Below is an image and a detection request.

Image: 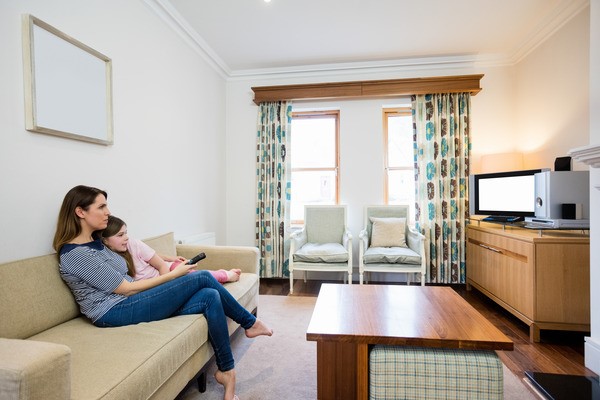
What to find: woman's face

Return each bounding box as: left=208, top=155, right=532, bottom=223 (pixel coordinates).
left=77, top=194, right=111, bottom=232
left=103, top=225, right=129, bottom=252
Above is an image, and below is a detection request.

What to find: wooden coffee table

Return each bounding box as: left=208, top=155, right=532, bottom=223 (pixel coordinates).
left=306, top=284, right=513, bottom=399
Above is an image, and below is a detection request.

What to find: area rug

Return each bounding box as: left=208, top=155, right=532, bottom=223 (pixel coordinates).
left=179, top=294, right=536, bottom=400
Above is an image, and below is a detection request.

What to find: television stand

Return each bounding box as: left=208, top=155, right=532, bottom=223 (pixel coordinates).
left=466, top=222, right=590, bottom=342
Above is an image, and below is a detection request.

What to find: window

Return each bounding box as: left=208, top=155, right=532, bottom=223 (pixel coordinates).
left=384, top=107, right=415, bottom=222
left=290, top=111, right=340, bottom=223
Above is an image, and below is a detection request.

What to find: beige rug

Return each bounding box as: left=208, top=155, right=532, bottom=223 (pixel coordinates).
left=180, top=294, right=537, bottom=399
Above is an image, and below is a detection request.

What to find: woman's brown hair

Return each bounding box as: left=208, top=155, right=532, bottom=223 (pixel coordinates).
left=53, top=185, right=108, bottom=255
left=99, top=215, right=136, bottom=278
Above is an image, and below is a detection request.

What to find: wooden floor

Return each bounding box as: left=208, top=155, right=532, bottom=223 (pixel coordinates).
left=259, top=278, right=596, bottom=380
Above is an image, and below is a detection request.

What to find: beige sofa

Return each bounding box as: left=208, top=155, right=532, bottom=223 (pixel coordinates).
left=0, top=232, right=260, bottom=400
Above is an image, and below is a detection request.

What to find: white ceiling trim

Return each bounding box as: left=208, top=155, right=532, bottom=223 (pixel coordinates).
left=144, top=0, right=589, bottom=81
left=142, top=0, right=231, bottom=79
left=509, top=0, right=590, bottom=64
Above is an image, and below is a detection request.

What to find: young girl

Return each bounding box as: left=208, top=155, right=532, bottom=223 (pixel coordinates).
left=100, top=215, right=241, bottom=284
left=53, top=185, right=272, bottom=400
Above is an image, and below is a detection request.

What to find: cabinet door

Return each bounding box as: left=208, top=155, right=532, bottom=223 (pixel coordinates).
left=535, top=242, right=590, bottom=324
left=467, top=227, right=534, bottom=319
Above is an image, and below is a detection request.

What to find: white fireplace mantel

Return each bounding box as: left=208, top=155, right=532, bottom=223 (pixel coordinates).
left=569, top=144, right=600, bottom=168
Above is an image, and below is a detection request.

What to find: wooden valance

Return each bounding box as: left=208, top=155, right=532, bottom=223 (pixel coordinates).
left=252, top=74, right=483, bottom=105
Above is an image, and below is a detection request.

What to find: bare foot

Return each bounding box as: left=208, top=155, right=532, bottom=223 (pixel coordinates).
left=245, top=318, right=273, bottom=338
left=214, top=369, right=237, bottom=400
left=226, top=269, right=242, bottom=282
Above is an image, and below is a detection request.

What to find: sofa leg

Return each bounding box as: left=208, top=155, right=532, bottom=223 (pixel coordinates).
left=197, top=372, right=206, bottom=393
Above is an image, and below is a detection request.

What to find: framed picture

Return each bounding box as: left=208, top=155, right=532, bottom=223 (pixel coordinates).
left=22, top=14, right=113, bottom=145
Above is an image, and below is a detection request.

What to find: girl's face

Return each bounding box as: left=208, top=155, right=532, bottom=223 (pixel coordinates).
left=76, top=194, right=110, bottom=232
left=103, top=224, right=129, bottom=252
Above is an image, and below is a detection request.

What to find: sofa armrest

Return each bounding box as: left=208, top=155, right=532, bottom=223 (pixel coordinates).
left=176, top=245, right=260, bottom=275
left=358, top=229, right=369, bottom=252
left=0, top=338, right=71, bottom=400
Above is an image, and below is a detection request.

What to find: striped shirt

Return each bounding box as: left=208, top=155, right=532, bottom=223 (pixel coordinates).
left=59, top=239, right=133, bottom=322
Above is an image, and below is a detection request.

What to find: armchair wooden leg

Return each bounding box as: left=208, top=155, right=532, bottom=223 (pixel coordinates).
left=359, top=272, right=363, bottom=284
left=347, top=271, right=353, bottom=285
left=289, top=271, right=294, bottom=294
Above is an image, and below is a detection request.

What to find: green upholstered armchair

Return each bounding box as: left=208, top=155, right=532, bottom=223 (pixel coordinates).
left=289, top=205, right=352, bottom=294
left=358, top=205, right=426, bottom=285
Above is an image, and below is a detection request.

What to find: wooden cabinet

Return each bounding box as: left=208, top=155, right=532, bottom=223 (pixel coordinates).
left=466, top=223, right=590, bottom=342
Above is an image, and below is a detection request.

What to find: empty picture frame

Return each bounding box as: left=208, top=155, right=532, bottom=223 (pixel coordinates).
left=22, top=14, right=113, bottom=145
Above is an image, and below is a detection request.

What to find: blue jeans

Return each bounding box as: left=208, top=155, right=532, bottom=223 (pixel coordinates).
left=94, top=270, right=256, bottom=371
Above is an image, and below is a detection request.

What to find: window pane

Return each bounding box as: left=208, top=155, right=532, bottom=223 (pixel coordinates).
left=387, top=114, right=413, bottom=167
left=387, top=169, right=415, bottom=222
left=291, top=118, right=336, bottom=168
left=290, top=170, right=337, bottom=221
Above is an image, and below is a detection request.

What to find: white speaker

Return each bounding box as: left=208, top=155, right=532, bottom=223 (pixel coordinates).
left=534, top=171, right=590, bottom=219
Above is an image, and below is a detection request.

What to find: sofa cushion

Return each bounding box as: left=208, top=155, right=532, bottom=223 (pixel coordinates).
left=0, top=254, right=79, bottom=339
left=293, top=243, right=349, bottom=263
left=142, top=232, right=177, bottom=258
left=363, top=246, right=421, bottom=265
left=27, top=273, right=259, bottom=400
left=370, top=217, right=407, bottom=248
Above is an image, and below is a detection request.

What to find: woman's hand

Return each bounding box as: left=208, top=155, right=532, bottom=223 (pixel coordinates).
left=169, top=260, right=195, bottom=277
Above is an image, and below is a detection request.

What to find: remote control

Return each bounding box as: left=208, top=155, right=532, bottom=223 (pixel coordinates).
left=186, top=252, right=206, bottom=265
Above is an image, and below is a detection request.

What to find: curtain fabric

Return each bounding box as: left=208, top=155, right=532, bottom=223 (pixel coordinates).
left=255, top=101, right=292, bottom=278
left=412, top=93, right=471, bottom=284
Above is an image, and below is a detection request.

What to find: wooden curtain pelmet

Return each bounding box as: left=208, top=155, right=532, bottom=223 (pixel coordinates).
left=251, top=74, right=483, bottom=104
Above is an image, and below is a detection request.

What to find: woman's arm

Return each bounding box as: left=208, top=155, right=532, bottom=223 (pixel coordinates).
left=113, top=262, right=194, bottom=296
left=159, top=253, right=186, bottom=263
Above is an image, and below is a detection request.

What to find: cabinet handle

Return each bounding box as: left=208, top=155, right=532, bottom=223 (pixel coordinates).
left=479, top=243, right=502, bottom=254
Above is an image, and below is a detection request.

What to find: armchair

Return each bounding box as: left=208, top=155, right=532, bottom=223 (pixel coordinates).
left=359, top=205, right=426, bottom=285
left=289, top=205, right=352, bottom=294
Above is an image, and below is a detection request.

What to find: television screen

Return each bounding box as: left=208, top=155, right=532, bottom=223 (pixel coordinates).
left=469, top=169, right=545, bottom=217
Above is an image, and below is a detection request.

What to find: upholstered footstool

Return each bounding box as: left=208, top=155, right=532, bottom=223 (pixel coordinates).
left=369, top=345, right=503, bottom=399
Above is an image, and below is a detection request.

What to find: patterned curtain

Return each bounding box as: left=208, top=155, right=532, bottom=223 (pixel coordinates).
left=412, top=93, right=471, bottom=284
left=255, top=101, right=292, bottom=277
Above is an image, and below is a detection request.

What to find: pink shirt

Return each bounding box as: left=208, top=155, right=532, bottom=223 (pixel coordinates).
left=127, top=238, right=168, bottom=281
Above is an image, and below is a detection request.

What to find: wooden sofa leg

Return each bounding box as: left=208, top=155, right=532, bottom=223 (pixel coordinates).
left=197, top=372, right=207, bottom=392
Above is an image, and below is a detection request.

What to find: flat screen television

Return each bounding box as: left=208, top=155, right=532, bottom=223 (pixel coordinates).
left=469, top=169, right=546, bottom=218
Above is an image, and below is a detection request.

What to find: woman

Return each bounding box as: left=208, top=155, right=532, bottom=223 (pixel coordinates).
left=53, top=185, right=271, bottom=400
left=100, top=215, right=241, bottom=283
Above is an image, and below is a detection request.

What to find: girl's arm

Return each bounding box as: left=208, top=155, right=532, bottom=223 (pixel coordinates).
left=147, top=253, right=176, bottom=275
left=113, top=262, right=194, bottom=296
left=159, top=253, right=186, bottom=263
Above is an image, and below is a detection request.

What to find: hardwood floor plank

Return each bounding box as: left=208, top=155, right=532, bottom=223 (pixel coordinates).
left=260, top=278, right=596, bottom=380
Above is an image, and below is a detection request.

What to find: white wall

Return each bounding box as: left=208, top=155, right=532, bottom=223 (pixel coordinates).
left=585, top=0, right=600, bottom=376
left=0, top=0, right=226, bottom=263
left=515, top=8, right=590, bottom=171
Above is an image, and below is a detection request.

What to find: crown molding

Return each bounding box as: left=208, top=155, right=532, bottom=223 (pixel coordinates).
left=144, top=0, right=589, bottom=81
left=509, top=0, right=589, bottom=64
left=142, top=0, right=230, bottom=79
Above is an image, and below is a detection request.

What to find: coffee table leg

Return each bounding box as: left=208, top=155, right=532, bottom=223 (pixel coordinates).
left=316, top=341, right=368, bottom=399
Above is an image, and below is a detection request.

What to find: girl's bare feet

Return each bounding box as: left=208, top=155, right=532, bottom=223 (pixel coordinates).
left=245, top=318, right=273, bottom=338
left=215, top=369, right=237, bottom=400
left=226, top=269, right=242, bottom=282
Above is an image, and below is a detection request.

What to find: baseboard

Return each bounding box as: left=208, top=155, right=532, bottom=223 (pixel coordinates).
left=585, top=336, right=600, bottom=375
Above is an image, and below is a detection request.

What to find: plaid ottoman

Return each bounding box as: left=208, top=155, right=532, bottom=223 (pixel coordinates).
left=369, top=345, right=503, bottom=399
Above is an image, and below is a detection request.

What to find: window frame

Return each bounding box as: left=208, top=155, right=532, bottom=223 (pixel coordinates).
left=290, top=110, right=340, bottom=224
left=383, top=107, right=413, bottom=205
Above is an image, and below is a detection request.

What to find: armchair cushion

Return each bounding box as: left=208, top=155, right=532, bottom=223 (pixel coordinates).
left=363, top=246, right=421, bottom=265
left=369, top=217, right=407, bottom=248
left=293, top=243, right=349, bottom=263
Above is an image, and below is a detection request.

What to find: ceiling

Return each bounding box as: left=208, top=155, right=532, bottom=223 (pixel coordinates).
left=147, top=0, right=589, bottom=78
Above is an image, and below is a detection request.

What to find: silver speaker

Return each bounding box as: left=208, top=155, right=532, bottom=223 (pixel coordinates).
left=534, top=171, right=589, bottom=219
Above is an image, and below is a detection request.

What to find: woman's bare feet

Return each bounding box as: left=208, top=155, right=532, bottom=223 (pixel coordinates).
left=245, top=318, right=273, bottom=338
left=226, top=269, right=242, bottom=282
left=215, top=369, right=237, bottom=400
